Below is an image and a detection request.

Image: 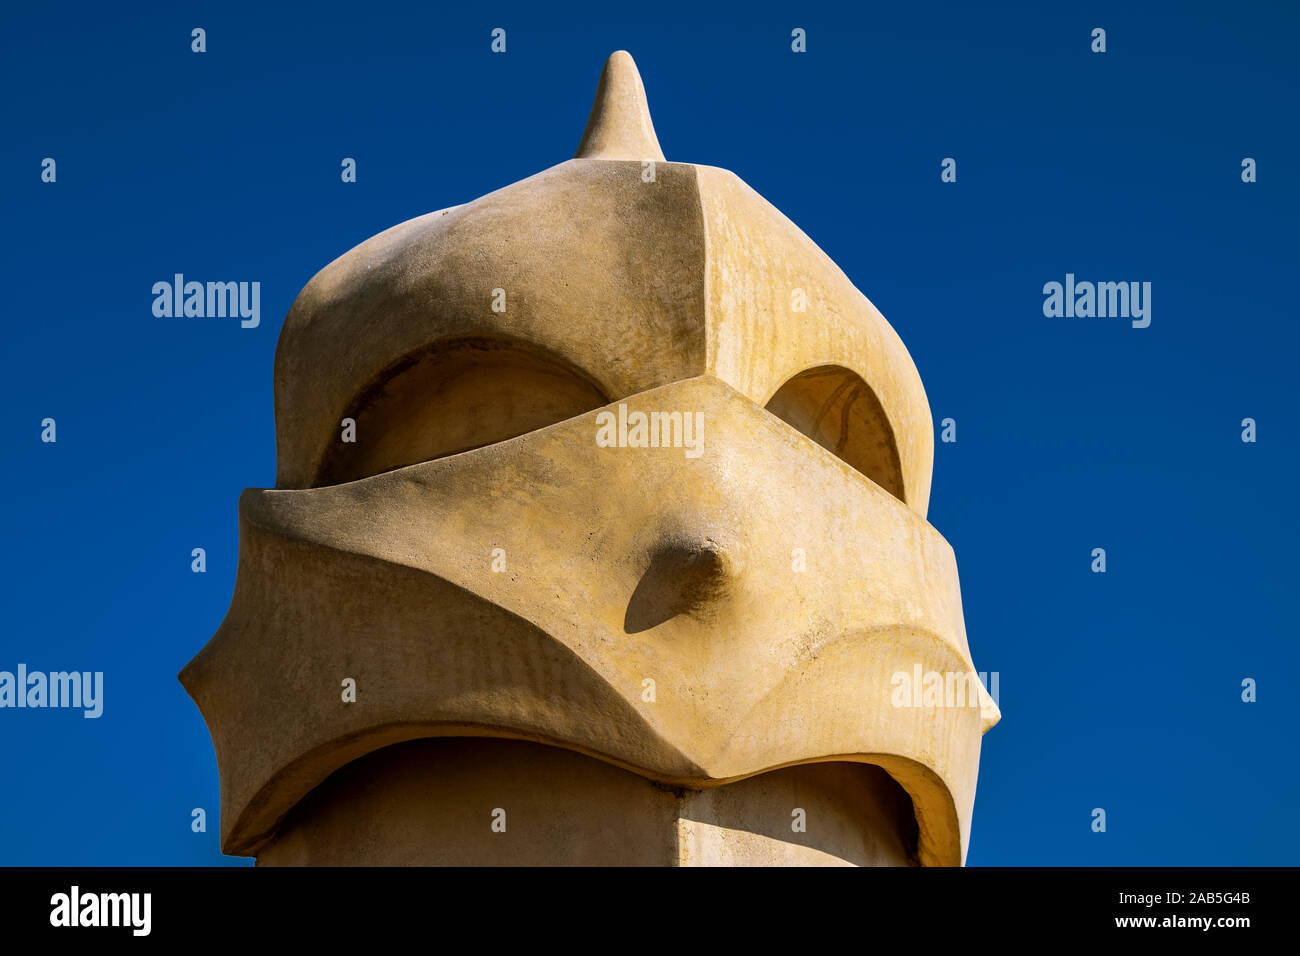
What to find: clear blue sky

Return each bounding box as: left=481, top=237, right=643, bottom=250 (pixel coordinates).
left=1, top=0, right=1296, bottom=865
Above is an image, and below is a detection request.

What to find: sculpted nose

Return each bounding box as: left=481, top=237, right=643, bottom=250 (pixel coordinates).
left=624, top=536, right=736, bottom=634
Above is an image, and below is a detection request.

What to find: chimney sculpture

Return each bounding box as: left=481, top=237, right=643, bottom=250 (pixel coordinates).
left=181, top=52, right=999, bottom=866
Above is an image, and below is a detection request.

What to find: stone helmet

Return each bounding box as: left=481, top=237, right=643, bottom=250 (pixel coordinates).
left=181, top=51, right=998, bottom=867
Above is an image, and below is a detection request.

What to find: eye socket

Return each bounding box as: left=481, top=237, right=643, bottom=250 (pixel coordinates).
left=312, top=337, right=610, bottom=487
left=764, top=365, right=906, bottom=503
left=312, top=350, right=906, bottom=497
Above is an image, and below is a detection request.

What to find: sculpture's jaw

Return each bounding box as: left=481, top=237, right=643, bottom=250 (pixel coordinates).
left=253, top=737, right=924, bottom=867
left=181, top=376, right=996, bottom=865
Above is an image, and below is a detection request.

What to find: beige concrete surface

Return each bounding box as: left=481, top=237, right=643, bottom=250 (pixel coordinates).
left=258, top=738, right=918, bottom=867
left=181, top=51, right=998, bottom=867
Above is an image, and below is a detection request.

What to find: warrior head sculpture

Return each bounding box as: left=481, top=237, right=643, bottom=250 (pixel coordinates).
left=181, top=51, right=998, bottom=866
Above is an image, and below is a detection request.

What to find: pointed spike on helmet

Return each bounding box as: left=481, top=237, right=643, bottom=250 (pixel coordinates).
left=575, top=51, right=666, bottom=162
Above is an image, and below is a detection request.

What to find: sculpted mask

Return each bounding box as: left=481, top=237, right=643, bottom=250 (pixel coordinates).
left=181, top=51, right=999, bottom=867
